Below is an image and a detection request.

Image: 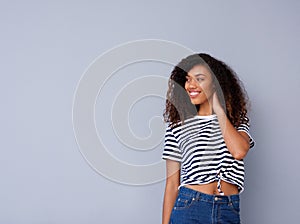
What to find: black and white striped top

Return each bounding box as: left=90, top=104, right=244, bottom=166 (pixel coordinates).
left=162, top=114, right=255, bottom=193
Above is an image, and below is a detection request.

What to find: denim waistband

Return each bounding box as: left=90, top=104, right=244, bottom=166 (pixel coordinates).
left=178, top=186, right=240, bottom=203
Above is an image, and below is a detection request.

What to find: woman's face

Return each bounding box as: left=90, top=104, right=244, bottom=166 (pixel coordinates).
left=185, top=65, right=215, bottom=105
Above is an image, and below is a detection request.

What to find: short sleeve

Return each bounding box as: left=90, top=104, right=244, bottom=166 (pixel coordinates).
left=162, top=125, right=182, bottom=162
left=237, top=122, right=255, bottom=148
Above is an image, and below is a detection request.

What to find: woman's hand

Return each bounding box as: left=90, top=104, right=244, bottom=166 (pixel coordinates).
left=212, top=92, right=224, bottom=115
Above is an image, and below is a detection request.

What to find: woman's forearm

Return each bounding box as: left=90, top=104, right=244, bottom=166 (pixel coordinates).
left=162, top=183, right=178, bottom=224
left=162, top=160, right=180, bottom=224
left=215, top=108, right=250, bottom=160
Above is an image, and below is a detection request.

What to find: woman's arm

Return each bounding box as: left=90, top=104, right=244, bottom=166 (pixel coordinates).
left=212, top=93, right=251, bottom=160
left=162, top=160, right=180, bottom=224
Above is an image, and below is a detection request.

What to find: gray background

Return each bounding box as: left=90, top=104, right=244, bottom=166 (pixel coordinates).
left=1, top=0, right=300, bottom=223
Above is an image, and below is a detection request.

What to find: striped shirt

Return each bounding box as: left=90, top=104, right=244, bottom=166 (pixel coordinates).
left=162, top=114, right=255, bottom=194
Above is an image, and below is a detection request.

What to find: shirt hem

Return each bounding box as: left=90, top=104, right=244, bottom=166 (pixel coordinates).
left=179, top=178, right=244, bottom=194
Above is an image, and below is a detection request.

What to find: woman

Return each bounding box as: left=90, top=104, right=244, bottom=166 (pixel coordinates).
left=162, top=53, right=255, bottom=224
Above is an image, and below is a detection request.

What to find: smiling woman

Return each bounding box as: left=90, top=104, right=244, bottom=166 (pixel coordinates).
left=162, top=53, right=255, bottom=224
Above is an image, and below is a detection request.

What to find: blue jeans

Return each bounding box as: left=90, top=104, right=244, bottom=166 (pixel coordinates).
left=169, top=186, right=241, bottom=224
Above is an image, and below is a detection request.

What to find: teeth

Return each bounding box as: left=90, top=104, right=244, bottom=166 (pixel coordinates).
left=190, top=92, right=200, bottom=96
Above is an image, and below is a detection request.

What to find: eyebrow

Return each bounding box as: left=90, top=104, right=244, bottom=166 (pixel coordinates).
left=194, top=73, right=206, bottom=77
left=187, top=73, right=206, bottom=77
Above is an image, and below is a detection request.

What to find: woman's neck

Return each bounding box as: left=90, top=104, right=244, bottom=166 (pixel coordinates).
left=197, top=100, right=213, bottom=116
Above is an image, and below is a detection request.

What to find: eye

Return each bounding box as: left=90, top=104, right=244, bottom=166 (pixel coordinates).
left=185, top=76, right=191, bottom=82
left=196, top=77, right=204, bottom=82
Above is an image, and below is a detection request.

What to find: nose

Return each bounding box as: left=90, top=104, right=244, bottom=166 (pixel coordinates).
left=187, top=77, right=198, bottom=88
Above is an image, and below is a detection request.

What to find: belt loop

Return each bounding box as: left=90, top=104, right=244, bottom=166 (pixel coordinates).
left=227, top=195, right=232, bottom=204
left=196, top=189, right=201, bottom=200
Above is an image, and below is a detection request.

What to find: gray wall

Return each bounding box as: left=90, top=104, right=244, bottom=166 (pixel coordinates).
left=1, top=0, right=299, bottom=223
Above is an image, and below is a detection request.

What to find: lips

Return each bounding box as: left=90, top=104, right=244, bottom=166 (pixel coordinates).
left=188, top=91, right=201, bottom=98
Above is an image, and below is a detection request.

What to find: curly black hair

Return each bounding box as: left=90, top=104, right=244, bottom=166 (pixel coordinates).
left=163, top=53, right=249, bottom=127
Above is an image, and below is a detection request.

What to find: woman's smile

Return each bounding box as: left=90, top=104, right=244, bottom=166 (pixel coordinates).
left=188, top=90, right=201, bottom=98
